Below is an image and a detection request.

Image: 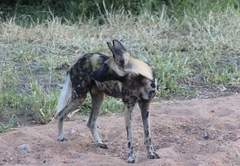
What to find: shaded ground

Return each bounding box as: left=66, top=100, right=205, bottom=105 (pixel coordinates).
left=1, top=94, right=240, bottom=166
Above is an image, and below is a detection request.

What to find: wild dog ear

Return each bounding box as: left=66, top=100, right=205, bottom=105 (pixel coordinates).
left=107, top=40, right=129, bottom=69
left=112, top=39, right=127, bottom=52
left=107, top=42, right=114, bottom=55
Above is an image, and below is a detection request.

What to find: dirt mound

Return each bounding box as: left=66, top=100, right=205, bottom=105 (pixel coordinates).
left=1, top=94, right=240, bottom=166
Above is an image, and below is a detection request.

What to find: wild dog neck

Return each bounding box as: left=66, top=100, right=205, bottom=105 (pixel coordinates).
left=90, top=54, right=155, bottom=84
left=125, top=57, right=154, bottom=81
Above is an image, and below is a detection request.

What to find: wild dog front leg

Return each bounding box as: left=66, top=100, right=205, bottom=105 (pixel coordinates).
left=124, top=105, right=135, bottom=163
left=138, top=100, right=160, bottom=159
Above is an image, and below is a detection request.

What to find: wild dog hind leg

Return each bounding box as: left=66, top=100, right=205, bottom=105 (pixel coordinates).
left=55, top=94, right=86, bottom=141
left=87, top=87, right=107, bottom=149
left=138, top=100, right=160, bottom=159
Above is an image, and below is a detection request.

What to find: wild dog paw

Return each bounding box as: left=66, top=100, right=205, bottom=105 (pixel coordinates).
left=127, top=155, right=135, bottom=163
left=148, top=152, right=160, bottom=159
left=96, top=143, right=108, bottom=149
left=57, top=137, right=67, bottom=142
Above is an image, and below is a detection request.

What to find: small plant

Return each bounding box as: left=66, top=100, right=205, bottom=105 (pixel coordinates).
left=26, top=80, right=59, bottom=124
left=0, top=115, right=16, bottom=132
left=101, top=97, right=123, bottom=114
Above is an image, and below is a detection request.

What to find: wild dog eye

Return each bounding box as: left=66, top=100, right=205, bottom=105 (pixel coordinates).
left=103, top=63, right=109, bottom=70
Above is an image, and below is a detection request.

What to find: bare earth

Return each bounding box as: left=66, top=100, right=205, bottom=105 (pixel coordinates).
left=1, top=94, right=240, bottom=166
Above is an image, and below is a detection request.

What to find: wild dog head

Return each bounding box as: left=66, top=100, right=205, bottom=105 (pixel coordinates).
left=91, top=39, right=154, bottom=82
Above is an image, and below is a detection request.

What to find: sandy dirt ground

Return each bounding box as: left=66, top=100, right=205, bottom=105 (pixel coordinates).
left=1, top=94, right=240, bottom=166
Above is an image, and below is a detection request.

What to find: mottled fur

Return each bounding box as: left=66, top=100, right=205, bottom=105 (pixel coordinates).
left=54, top=39, right=159, bottom=163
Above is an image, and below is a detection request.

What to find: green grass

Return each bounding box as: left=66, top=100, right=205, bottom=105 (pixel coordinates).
left=79, top=94, right=123, bottom=115
left=0, top=115, right=16, bottom=132
left=0, top=0, right=240, bottom=130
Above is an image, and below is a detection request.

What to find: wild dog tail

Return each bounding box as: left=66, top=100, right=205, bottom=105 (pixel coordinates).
left=54, top=72, right=72, bottom=119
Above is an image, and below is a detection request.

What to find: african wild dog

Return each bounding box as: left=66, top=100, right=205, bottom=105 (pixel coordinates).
left=54, top=39, right=159, bottom=163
